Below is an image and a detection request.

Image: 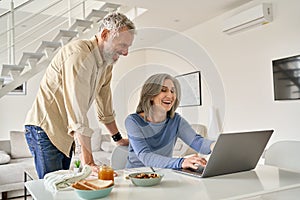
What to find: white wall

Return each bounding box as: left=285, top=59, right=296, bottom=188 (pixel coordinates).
left=0, top=0, right=299, bottom=147
left=184, top=0, right=300, bottom=144
left=112, top=49, right=212, bottom=133
left=0, top=69, right=45, bottom=139
left=112, top=0, right=300, bottom=144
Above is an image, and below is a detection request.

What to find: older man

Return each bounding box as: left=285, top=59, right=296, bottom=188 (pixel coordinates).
left=24, top=12, right=136, bottom=178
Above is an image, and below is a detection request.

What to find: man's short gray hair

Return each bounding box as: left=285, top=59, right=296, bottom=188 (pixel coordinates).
left=99, top=12, right=136, bottom=35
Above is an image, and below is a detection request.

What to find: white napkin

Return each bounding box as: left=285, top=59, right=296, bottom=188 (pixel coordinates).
left=44, top=165, right=92, bottom=193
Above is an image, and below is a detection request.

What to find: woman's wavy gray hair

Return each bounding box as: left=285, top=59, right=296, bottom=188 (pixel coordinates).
left=136, top=73, right=181, bottom=119
left=99, top=12, right=136, bottom=37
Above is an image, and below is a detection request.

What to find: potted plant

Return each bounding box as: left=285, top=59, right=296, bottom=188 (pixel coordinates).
left=74, top=160, right=81, bottom=173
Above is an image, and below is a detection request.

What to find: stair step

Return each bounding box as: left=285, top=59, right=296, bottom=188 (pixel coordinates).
left=53, top=30, right=78, bottom=42
left=1, top=64, right=25, bottom=78
left=36, top=41, right=62, bottom=53
left=69, top=19, right=93, bottom=32
left=86, top=10, right=108, bottom=21
left=18, top=52, right=45, bottom=67
left=100, top=2, right=121, bottom=11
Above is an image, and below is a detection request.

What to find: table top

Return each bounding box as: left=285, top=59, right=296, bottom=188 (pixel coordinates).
left=25, top=165, right=300, bottom=200
left=243, top=186, right=300, bottom=200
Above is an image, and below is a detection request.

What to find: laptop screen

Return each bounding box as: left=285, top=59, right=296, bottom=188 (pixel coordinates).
left=173, top=129, right=274, bottom=178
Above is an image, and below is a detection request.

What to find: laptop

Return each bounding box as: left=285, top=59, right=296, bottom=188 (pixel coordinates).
left=173, top=129, right=274, bottom=178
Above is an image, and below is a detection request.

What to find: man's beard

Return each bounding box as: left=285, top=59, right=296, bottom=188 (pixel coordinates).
left=103, top=42, right=117, bottom=65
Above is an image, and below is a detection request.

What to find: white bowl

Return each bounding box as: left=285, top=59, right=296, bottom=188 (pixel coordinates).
left=73, top=185, right=113, bottom=199
left=128, top=172, right=164, bottom=187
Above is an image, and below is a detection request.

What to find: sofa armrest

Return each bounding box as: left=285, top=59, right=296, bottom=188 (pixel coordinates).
left=10, top=131, right=32, bottom=158
left=0, top=140, right=11, bottom=155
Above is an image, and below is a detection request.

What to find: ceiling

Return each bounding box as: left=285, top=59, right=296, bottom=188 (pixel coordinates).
left=0, top=0, right=254, bottom=64
left=0, top=0, right=254, bottom=32
left=114, top=0, right=254, bottom=32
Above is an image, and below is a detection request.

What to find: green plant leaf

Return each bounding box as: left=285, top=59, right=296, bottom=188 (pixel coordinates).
left=74, top=160, right=81, bottom=168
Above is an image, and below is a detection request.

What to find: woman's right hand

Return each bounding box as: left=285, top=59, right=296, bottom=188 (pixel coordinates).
left=181, top=154, right=207, bottom=170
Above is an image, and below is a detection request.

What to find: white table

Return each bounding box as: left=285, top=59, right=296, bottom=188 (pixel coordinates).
left=243, top=187, right=300, bottom=200
left=25, top=165, right=300, bottom=200
left=24, top=167, right=39, bottom=200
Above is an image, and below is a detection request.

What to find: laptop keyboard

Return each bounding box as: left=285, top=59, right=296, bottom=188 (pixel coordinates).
left=173, top=167, right=205, bottom=177
left=185, top=167, right=204, bottom=174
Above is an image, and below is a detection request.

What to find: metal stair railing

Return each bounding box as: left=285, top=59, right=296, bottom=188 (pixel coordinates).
left=0, top=1, right=121, bottom=98
left=14, top=0, right=93, bottom=55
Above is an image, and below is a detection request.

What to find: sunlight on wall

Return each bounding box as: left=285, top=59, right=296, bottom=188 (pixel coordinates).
left=109, top=27, right=225, bottom=136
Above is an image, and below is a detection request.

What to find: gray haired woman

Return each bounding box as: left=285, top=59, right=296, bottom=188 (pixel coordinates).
left=125, top=73, right=215, bottom=170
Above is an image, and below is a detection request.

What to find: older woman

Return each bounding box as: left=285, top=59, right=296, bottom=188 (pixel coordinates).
left=125, top=73, right=215, bottom=170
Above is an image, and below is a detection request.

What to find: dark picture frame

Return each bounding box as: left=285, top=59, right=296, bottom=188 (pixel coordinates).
left=272, top=54, right=300, bottom=100
left=175, top=71, right=202, bottom=107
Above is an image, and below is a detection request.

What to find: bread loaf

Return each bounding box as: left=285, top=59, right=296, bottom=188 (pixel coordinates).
left=72, top=179, right=114, bottom=190
left=72, top=181, right=95, bottom=190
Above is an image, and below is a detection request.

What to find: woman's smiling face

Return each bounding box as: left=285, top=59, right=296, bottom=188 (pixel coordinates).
left=152, top=79, right=177, bottom=112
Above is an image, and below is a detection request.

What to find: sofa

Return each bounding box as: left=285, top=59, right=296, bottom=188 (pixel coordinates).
left=0, top=131, right=35, bottom=200
left=0, top=129, right=116, bottom=200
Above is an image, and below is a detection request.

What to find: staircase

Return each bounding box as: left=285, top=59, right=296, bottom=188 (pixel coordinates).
left=0, top=1, right=120, bottom=98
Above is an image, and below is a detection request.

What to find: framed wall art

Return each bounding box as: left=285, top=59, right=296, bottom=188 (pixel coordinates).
left=272, top=54, right=300, bottom=100
left=176, top=71, right=201, bottom=107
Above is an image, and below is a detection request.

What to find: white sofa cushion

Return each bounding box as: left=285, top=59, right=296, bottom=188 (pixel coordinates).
left=10, top=130, right=32, bottom=158
left=0, top=150, right=10, bottom=164
left=0, top=157, right=34, bottom=187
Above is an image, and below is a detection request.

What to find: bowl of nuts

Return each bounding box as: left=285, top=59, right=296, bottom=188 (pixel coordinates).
left=128, top=172, right=164, bottom=187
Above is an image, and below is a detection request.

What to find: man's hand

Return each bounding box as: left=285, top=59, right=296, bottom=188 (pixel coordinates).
left=116, top=138, right=129, bottom=146
left=90, top=165, right=99, bottom=177
left=74, top=132, right=95, bottom=166
left=104, top=121, right=129, bottom=145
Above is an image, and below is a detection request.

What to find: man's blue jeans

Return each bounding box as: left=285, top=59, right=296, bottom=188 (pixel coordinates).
left=25, top=125, right=72, bottom=178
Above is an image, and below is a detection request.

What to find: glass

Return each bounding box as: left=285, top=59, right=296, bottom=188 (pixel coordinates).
left=98, top=165, right=114, bottom=181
